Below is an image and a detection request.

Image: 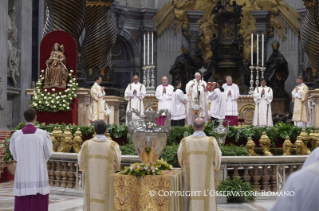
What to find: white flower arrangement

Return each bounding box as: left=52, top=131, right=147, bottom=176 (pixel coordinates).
left=30, top=71, right=79, bottom=112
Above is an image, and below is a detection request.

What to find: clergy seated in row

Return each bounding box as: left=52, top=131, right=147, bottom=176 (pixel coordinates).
left=78, top=120, right=121, bottom=211
left=207, top=80, right=226, bottom=127
left=270, top=148, right=319, bottom=211
left=186, top=72, right=209, bottom=125
left=178, top=118, right=221, bottom=211
left=252, top=78, right=273, bottom=127
left=156, top=76, right=174, bottom=125
left=124, top=75, right=146, bottom=125
left=10, top=108, right=52, bottom=211
left=171, top=80, right=188, bottom=126
left=222, top=76, right=239, bottom=126
left=292, top=76, right=309, bottom=128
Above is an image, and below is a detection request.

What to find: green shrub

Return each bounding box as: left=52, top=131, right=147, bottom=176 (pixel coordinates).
left=120, top=144, right=137, bottom=155
left=160, top=144, right=180, bottom=168
left=220, top=144, right=249, bottom=156
left=217, top=178, right=256, bottom=202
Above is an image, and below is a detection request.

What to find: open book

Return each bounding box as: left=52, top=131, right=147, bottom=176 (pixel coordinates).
left=206, top=82, right=216, bottom=92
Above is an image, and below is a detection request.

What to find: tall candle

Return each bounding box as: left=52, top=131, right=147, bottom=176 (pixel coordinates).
left=262, top=33, right=264, bottom=67
left=144, top=33, right=145, bottom=66
left=256, top=34, right=259, bottom=66
left=251, top=33, right=253, bottom=66
left=152, top=32, right=154, bottom=65
left=148, top=32, right=150, bottom=65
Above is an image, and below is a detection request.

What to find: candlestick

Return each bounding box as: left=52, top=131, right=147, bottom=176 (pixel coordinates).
left=148, top=32, right=150, bottom=65
left=251, top=33, right=253, bottom=66
left=144, top=33, right=145, bottom=66
left=249, top=66, right=255, bottom=95
left=256, top=34, right=259, bottom=66
left=262, top=33, right=264, bottom=67
left=152, top=32, right=153, bottom=65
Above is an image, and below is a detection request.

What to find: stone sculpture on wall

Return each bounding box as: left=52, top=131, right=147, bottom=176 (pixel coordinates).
left=7, top=3, right=20, bottom=88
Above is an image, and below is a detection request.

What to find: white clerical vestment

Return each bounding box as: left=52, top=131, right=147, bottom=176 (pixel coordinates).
left=172, top=88, right=188, bottom=120
left=222, top=83, right=239, bottom=116
left=155, top=84, right=174, bottom=115
left=78, top=135, right=121, bottom=211
left=125, top=82, right=146, bottom=124
left=9, top=126, right=52, bottom=196
left=252, top=86, right=273, bottom=126
left=207, top=88, right=226, bottom=119
left=178, top=131, right=221, bottom=211
left=186, top=79, right=209, bottom=124
left=292, top=83, right=309, bottom=127
left=88, top=82, right=106, bottom=123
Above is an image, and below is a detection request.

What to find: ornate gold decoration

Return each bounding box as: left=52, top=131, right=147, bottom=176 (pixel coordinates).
left=72, top=128, right=83, bottom=153
left=82, top=0, right=117, bottom=82
left=299, top=128, right=310, bottom=155
left=154, top=0, right=302, bottom=63
left=246, top=137, right=259, bottom=156
left=52, top=126, right=61, bottom=151
left=283, top=136, right=293, bottom=156
left=295, top=136, right=305, bottom=155
left=43, top=0, right=86, bottom=57
left=315, top=130, right=319, bottom=149
left=143, top=96, right=158, bottom=112
left=58, top=126, right=73, bottom=153
left=309, top=130, right=317, bottom=149
left=259, top=132, right=272, bottom=156
left=237, top=96, right=255, bottom=125
left=50, top=132, right=57, bottom=152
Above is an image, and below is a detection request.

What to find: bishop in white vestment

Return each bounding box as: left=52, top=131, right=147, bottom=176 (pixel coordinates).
left=292, top=76, right=309, bottom=127
left=222, top=76, right=239, bottom=126
left=185, top=72, right=209, bottom=125
left=124, top=75, right=146, bottom=124
left=178, top=118, right=221, bottom=211
left=207, top=80, right=226, bottom=125
left=252, top=79, right=273, bottom=126
left=88, top=76, right=106, bottom=123
left=171, top=80, right=188, bottom=126
left=155, top=76, right=174, bottom=125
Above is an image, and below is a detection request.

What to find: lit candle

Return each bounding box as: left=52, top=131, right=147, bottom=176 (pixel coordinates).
left=262, top=33, right=264, bottom=67
left=148, top=32, right=150, bottom=65
left=152, top=32, right=154, bottom=65
left=144, top=33, right=145, bottom=66
left=251, top=33, right=253, bottom=66
left=256, top=34, right=259, bottom=66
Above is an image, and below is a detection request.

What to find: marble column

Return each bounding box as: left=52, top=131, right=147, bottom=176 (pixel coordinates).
left=187, top=11, right=204, bottom=57
left=0, top=0, right=8, bottom=130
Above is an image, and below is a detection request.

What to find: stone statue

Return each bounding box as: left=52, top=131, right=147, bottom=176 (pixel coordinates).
left=265, top=41, right=289, bottom=97
left=283, top=136, right=293, bottom=155
left=294, top=137, right=304, bottom=155
left=259, top=132, right=273, bottom=156
left=72, top=128, right=83, bottom=153
left=246, top=137, right=259, bottom=156
left=7, top=3, right=20, bottom=87
left=44, top=43, right=69, bottom=87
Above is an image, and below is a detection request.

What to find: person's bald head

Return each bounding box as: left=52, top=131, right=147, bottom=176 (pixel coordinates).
left=192, top=118, right=205, bottom=131
left=162, top=76, right=168, bottom=85
left=133, top=75, right=139, bottom=84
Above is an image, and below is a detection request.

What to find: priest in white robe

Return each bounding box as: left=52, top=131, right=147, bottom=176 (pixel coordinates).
left=207, top=80, right=226, bottom=126
left=124, top=75, right=146, bottom=125
left=186, top=72, right=209, bottom=125
left=292, top=76, right=309, bottom=127
left=178, top=118, right=221, bottom=211
left=171, top=80, right=188, bottom=126
left=155, top=76, right=174, bottom=125
left=252, top=79, right=273, bottom=126
left=222, top=76, right=239, bottom=126
left=78, top=120, right=121, bottom=211
left=10, top=108, right=52, bottom=211
left=88, top=76, right=106, bottom=124
left=269, top=148, right=319, bottom=211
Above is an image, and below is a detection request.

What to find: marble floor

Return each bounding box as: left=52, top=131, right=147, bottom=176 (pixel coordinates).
left=0, top=182, right=275, bottom=211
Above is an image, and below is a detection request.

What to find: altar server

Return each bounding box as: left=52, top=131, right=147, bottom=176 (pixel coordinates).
left=252, top=78, right=273, bottom=126
left=155, top=76, right=174, bottom=125
left=222, top=76, right=240, bottom=126
left=186, top=72, right=209, bottom=124
left=78, top=120, right=121, bottom=211
left=124, top=75, right=146, bottom=124
left=178, top=118, right=221, bottom=211
left=10, top=108, right=52, bottom=211
left=88, top=76, right=106, bottom=124
left=269, top=148, right=319, bottom=211
left=207, top=80, right=226, bottom=125
left=171, top=80, right=188, bottom=126
left=292, top=76, right=309, bottom=127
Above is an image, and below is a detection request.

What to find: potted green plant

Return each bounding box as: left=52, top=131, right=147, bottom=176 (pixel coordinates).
left=217, top=178, right=256, bottom=203
left=2, top=137, right=16, bottom=175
